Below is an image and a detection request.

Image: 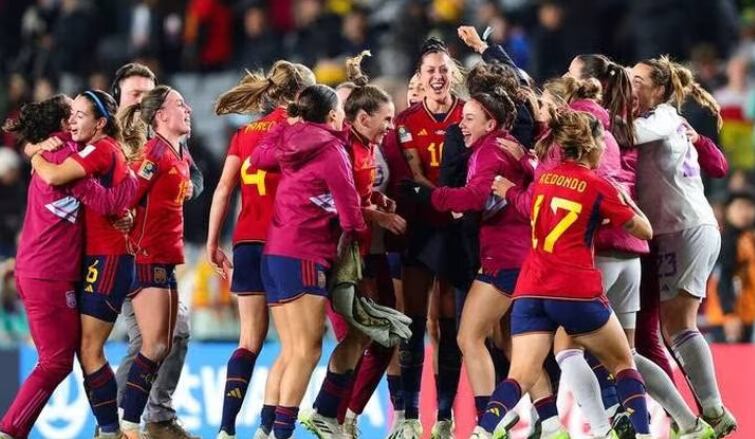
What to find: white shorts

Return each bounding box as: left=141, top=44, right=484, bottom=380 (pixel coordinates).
left=596, top=254, right=641, bottom=329
left=654, top=225, right=721, bottom=301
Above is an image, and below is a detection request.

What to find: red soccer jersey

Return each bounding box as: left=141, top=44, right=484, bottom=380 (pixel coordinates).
left=347, top=128, right=378, bottom=254
left=227, top=107, right=287, bottom=244
left=347, top=128, right=377, bottom=207
left=396, top=97, right=464, bottom=185
left=515, top=162, right=636, bottom=300
left=129, top=135, right=191, bottom=264
left=70, top=135, right=130, bottom=255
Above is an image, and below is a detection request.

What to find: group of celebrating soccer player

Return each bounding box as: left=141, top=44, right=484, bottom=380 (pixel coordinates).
left=0, top=23, right=739, bottom=439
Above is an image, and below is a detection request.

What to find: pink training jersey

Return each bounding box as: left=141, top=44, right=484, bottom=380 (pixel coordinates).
left=15, top=145, right=84, bottom=282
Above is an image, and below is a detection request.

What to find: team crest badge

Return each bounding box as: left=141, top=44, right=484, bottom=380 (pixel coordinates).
left=153, top=266, right=168, bottom=284
left=65, top=290, right=77, bottom=309
left=138, top=160, right=157, bottom=180
left=398, top=126, right=412, bottom=143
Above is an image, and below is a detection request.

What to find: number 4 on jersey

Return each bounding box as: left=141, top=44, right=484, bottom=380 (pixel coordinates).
left=241, top=158, right=268, bottom=195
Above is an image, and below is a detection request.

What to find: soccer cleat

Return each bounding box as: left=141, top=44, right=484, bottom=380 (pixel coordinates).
left=121, top=421, right=145, bottom=439
left=591, top=430, right=619, bottom=439
left=387, top=419, right=422, bottom=439
left=251, top=427, right=271, bottom=439
left=542, top=429, right=570, bottom=439
left=526, top=419, right=540, bottom=439
left=431, top=419, right=455, bottom=439
left=610, top=412, right=634, bottom=439
left=703, top=407, right=737, bottom=438
left=215, top=430, right=235, bottom=439
left=670, top=420, right=680, bottom=439
left=469, top=426, right=493, bottom=439
left=300, top=411, right=345, bottom=439
left=145, top=419, right=199, bottom=439
left=500, top=412, right=520, bottom=431
left=386, top=411, right=405, bottom=438
left=94, top=427, right=125, bottom=439
left=342, top=415, right=360, bottom=439
left=679, top=418, right=716, bottom=439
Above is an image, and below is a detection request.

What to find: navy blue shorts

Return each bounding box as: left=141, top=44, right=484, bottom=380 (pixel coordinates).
left=130, top=263, right=177, bottom=295
left=78, top=255, right=135, bottom=323
left=231, top=243, right=265, bottom=294
left=261, top=255, right=328, bottom=305
left=476, top=268, right=520, bottom=296
left=386, top=252, right=402, bottom=280
left=511, top=296, right=612, bottom=336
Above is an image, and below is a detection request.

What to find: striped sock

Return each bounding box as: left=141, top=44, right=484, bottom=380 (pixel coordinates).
left=387, top=374, right=404, bottom=411
left=586, top=352, right=620, bottom=414
left=475, top=395, right=490, bottom=420
left=84, top=363, right=119, bottom=432
left=436, top=318, right=461, bottom=421
left=400, top=317, right=426, bottom=419
left=480, top=379, right=522, bottom=433
left=273, top=406, right=299, bottom=439
left=220, top=348, right=257, bottom=435
left=120, top=353, right=160, bottom=423
left=313, top=369, right=353, bottom=418
left=260, top=404, right=276, bottom=435
left=615, top=368, right=650, bottom=435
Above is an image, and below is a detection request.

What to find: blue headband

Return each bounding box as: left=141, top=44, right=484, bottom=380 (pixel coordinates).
left=83, top=91, right=109, bottom=119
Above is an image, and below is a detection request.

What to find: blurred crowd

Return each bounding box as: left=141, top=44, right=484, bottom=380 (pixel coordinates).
left=0, top=0, right=754, bottom=345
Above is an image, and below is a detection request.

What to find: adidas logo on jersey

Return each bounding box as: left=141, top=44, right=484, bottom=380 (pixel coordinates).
left=418, top=128, right=429, bottom=136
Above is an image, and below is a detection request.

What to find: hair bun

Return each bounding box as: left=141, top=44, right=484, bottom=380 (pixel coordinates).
left=420, top=37, right=448, bottom=55
left=345, top=50, right=372, bottom=87
left=287, top=102, right=302, bottom=117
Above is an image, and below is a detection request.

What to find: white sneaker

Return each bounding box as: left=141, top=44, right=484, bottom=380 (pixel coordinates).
left=121, top=421, right=144, bottom=439
left=252, top=427, right=271, bottom=439
left=216, top=430, right=235, bottom=439
left=679, top=418, right=716, bottom=439
left=431, top=419, right=454, bottom=439
left=300, top=411, right=345, bottom=439
left=342, top=413, right=360, bottom=439
left=387, top=410, right=405, bottom=438
left=469, top=426, right=493, bottom=439
left=387, top=419, right=422, bottom=439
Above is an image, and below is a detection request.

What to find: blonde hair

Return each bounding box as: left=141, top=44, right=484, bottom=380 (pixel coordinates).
left=341, top=51, right=392, bottom=123
left=640, top=55, right=722, bottom=129
left=536, top=108, right=602, bottom=162
left=214, top=61, right=316, bottom=115
left=543, top=76, right=602, bottom=104
left=117, top=85, right=172, bottom=162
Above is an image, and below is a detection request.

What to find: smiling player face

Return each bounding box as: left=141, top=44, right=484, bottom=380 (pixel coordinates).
left=419, top=52, right=453, bottom=103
